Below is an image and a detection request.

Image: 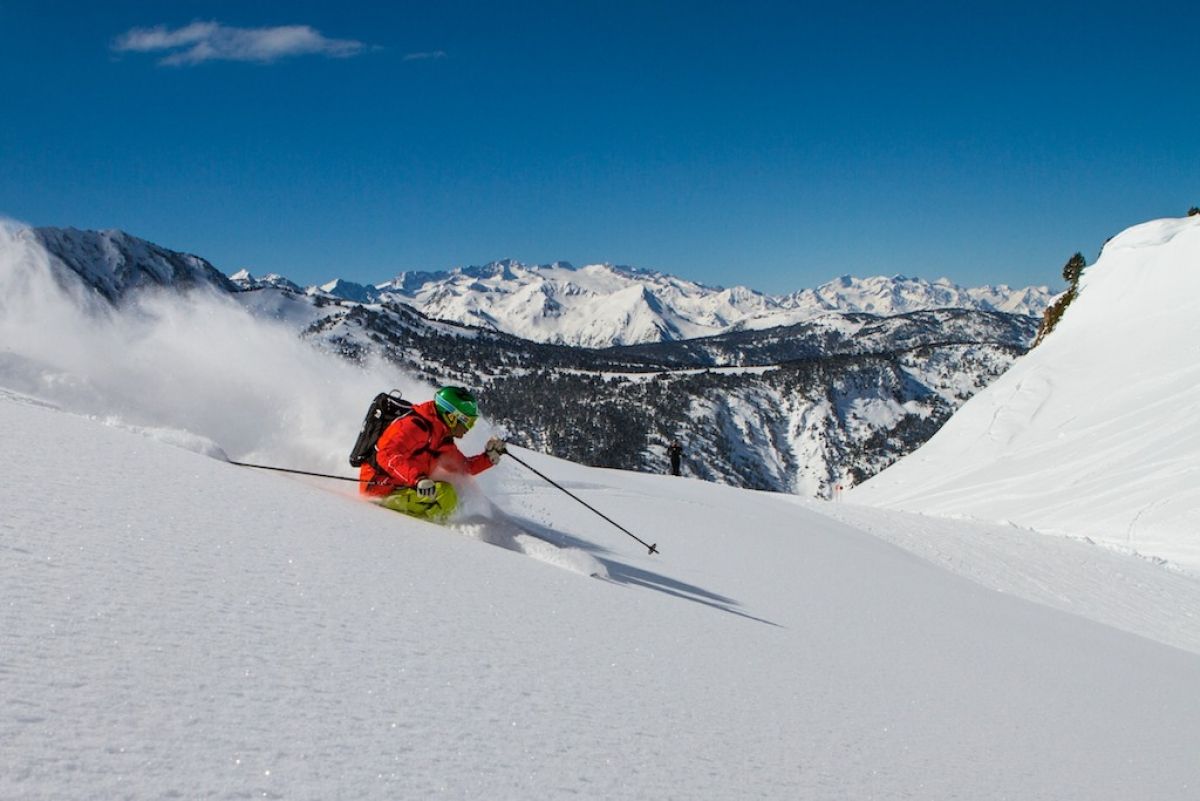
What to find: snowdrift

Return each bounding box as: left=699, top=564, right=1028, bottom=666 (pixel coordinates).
left=853, top=216, right=1200, bottom=571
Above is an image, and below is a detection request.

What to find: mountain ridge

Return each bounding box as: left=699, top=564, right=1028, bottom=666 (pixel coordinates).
left=358, top=260, right=1052, bottom=347
left=29, top=226, right=236, bottom=302
left=29, top=225, right=1053, bottom=348
left=17, top=224, right=1045, bottom=497
left=236, top=253, right=1053, bottom=347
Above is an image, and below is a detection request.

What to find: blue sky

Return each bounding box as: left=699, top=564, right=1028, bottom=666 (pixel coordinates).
left=1, top=1, right=1196, bottom=294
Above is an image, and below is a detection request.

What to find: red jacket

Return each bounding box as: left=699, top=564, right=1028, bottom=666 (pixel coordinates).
left=358, top=400, right=494, bottom=496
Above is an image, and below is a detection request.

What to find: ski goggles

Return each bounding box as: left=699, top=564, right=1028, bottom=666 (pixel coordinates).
left=443, top=409, right=477, bottom=431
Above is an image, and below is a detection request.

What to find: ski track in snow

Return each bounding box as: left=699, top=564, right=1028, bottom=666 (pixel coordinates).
left=450, top=512, right=610, bottom=580
left=286, top=472, right=613, bottom=580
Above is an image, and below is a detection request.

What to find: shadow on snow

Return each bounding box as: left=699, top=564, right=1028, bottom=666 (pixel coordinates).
left=504, top=513, right=781, bottom=628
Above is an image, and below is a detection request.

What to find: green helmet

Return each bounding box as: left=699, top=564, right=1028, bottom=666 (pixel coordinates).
left=434, top=386, right=479, bottom=429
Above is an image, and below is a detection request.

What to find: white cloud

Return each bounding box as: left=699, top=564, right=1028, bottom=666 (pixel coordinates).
left=112, top=21, right=369, bottom=66
left=403, top=50, right=447, bottom=62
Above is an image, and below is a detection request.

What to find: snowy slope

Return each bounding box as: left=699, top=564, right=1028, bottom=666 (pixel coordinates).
left=4, top=392, right=1200, bottom=800
left=4, top=213, right=1200, bottom=798
left=852, top=216, right=1200, bottom=571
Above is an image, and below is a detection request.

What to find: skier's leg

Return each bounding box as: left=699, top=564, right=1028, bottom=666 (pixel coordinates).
left=426, top=481, right=459, bottom=521
left=379, top=482, right=458, bottom=522
left=379, top=487, right=420, bottom=516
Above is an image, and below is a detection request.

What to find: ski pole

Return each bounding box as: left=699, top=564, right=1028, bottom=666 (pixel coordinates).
left=229, top=460, right=361, bottom=483
left=505, top=451, right=658, bottom=555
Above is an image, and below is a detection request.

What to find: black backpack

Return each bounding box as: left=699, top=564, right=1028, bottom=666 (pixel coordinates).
left=349, top=391, right=415, bottom=469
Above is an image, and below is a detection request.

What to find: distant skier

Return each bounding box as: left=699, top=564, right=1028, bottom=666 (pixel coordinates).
left=358, top=386, right=506, bottom=521
left=668, top=439, right=683, bottom=476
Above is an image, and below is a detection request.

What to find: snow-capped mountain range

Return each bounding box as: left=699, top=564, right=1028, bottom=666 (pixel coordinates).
left=9, top=223, right=1048, bottom=497
left=237, top=258, right=1052, bottom=348
left=25, top=224, right=1052, bottom=349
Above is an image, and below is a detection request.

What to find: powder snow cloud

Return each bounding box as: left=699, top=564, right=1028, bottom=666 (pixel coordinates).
left=0, top=220, right=426, bottom=472
left=112, top=21, right=370, bottom=66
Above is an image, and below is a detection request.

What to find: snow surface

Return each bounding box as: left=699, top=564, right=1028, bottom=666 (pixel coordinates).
left=3, top=216, right=1200, bottom=799
left=852, top=216, right=1200, bottom=572
left=4, top=393, right=1200, bottom=800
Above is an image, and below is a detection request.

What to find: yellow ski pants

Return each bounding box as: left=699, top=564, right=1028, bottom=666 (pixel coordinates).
left=378, top=481, right=458, bottom=522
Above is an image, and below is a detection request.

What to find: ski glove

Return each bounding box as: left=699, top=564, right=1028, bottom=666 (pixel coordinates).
left=415, top=478, right=437, bottom=499
left=485, top=438, right=507, bottom=464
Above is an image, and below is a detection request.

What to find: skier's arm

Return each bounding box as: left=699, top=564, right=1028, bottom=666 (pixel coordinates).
left=464, top=451, right=494, bottom=475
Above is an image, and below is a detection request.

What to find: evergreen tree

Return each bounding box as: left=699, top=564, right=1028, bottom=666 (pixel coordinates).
left=1062, top=252, right=1086, bottom=285
left=1035, top=252, right=1087, bottom=347
left=1189, top=206, right=1200, bottom=217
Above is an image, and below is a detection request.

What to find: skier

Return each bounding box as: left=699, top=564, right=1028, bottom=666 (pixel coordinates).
left=358, top=386, right=506, bottom=521
left=668, top=439, right=683, bottom=476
